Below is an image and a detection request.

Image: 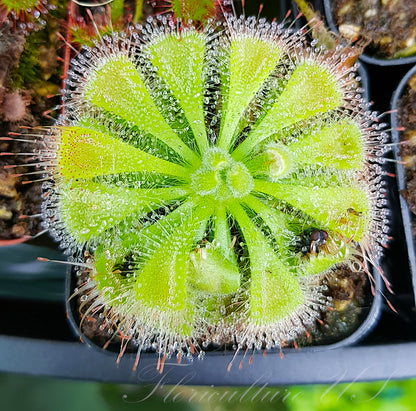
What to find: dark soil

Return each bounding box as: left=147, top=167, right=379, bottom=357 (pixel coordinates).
left=300, top=264, right=370, bottom=346
left=398, top=73, right=416, bottom=241
left=0, top=130, right=44, bottom=241
left=0, top=25, right=43, bottom=241
left=331, top=0, right=416, bottom=59
left=0, top=18, right=61, bottom=241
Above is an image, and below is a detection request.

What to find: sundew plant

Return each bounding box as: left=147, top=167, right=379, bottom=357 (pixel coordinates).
left=35, top=11, right=389, bottom=367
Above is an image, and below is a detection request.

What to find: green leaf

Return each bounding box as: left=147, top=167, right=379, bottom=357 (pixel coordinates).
left=233, top=61, right=343, bottom=160
left=244, top=142, right=293, bottom=180
left=59, top=180, right=188, bottom=242
left=83, top=55, right=199, bottom=165
left=57, top=126, right=190, bottom=180
left=229, top=202, right=304, bottom=325
left=187, top=245, right=240, bottom=294
left=213, top=205, right=236, bottom=263
left=134, top=231, right=191, bottom=312
left=132, top=202, right=213, bottom=335
left=147, top=30, right=209, bottom=152
left=289, top=119, right=365, bottom=170
left=302, top=250, right=348, bottom=275
left=243, top=194, right=292, bottom=250
left=254, top=180, right=370, bottom=240
left=218, top=35, right=281, bottom=151
left=110, top=0, right=124, bottom=22
left=249, top=254, right=305, bottom=325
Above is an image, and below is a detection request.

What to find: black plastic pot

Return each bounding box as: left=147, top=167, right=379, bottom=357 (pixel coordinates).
left=391, top=64, right=416, bottom=305
left=323, top=0, right=416, bottom=66
left=0, top=239, right=413, bottom=386
left=0, top=234, right=67, bottom=302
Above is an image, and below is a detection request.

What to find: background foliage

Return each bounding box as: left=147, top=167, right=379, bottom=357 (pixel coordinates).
left=1, top=373, right=416, bottom=411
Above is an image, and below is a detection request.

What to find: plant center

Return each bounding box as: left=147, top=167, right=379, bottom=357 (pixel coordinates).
left=190, top=147, right=254, bottom=200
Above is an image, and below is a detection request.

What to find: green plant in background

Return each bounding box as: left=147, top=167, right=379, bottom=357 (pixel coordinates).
left=1, top=0, right=62, bottom=106
left=3, top=372, right=416, bottom=411
left=68, top=0, right=219, bottom=49
left=36, top=4, right=388, bottom=367
left=164, top=0, right=218, bottom=25
left=69, top=0, right=143, bottom=48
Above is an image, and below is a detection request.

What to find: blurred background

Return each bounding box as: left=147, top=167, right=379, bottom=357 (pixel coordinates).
left=1, top=373, right=416, bottom=411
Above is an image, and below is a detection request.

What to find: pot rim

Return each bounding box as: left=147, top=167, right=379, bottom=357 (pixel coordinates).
left=390, top=63, right=416, bottom=304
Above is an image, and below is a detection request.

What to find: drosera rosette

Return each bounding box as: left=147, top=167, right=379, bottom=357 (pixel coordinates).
left=32, top=12, right=390, bottom=369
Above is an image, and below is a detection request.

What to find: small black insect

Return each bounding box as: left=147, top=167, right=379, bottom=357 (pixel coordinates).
left=347, top=207, right=363, bottom=217
left=298, top=228, right=329, bottom=255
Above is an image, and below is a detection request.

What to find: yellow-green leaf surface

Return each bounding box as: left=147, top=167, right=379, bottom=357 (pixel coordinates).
left=229, top=202, right=304, bottom=325
left=233, top=61, right=343, bottom=160
left=289, top=120, right=365, bottom=169
left=254, top=180, right=370, bottom=240
left=148, top=31, right=209, bottom=152
left=188, top=246, right=240, bottom=294
left=59, top=180, right=188, bottom=242
left=83, top=55, right=199, bottom=165
left=133, top=210, right=209, bottom=335
left=57, top=126, right=189, bottom=180
left=218, top=35, right=281, bottom=151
